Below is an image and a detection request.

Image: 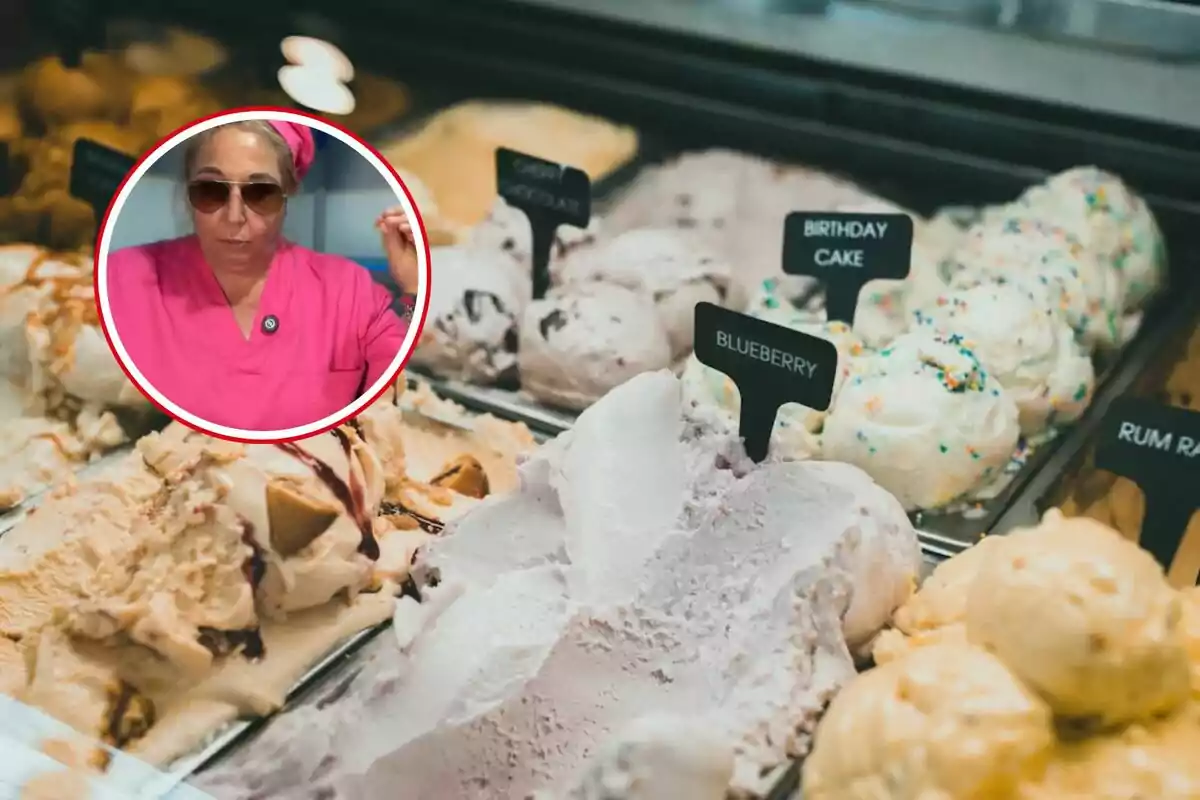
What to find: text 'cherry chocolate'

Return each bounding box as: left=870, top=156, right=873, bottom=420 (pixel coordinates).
left=495, top=147, right=591, bottom=301
left=1095, top=396, right=1200, bottom=586
left=693, top=302, right=838, bottom=463
left=783, top=211, right=913, bottom=325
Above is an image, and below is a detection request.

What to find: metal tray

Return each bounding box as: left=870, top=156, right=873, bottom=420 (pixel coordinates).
left=1014, top=0, right=1200, bottom=60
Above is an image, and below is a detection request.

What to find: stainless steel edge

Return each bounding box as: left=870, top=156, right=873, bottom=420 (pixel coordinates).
left=493, top=0, right=1200, bottom=131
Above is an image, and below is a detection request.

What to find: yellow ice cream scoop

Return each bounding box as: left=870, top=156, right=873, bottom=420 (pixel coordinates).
left=1019, top=704, right=1200, bottom=800
left=804, top=643, right=1055, bottom=800
left=1182, top=587, right=1200, bottom=699
left=966, top=511, right=1191, bottom=726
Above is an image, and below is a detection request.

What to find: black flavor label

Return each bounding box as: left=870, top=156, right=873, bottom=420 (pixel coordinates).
left=693, top=302, right=837, bottom=463
left=783, top=212, right=913, bottom=325
left=69, top=138, right=137, bottom=216
left=495, top=147, right=591, bottom=300
left=1095, top=397, right=1200, bottom=586
left=0, top=140, right=11, bottom=196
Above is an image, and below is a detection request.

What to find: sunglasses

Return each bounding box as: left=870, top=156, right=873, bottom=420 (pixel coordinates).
left=187, top=180, right=286, bottom=215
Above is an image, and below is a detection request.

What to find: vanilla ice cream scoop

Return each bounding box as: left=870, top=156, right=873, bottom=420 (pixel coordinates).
left=411, top=245, right=527, bottom=385
left=966, top=510, right=1191, bottom=725
left=519, top=284, right=672, bottom=410
left=912, top=280, right=1095, bottom=435
left=1021, top=705, right=1200, bottom=800
left=1011, top=166, right=1166, bottom=311
left=821, top=329, right=1021, bottom=510
left=804, top=643, right=1055, bottom=800
left=945, top=216, right=1124, bottom=350
left=556, top=228, right=730, bottom=361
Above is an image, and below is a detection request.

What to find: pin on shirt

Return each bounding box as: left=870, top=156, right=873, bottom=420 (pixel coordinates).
left=262, top=315, right=280, bottom=335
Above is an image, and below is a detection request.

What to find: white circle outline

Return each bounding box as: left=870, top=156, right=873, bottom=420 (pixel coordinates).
left=96, top=108, right=429, bottom=443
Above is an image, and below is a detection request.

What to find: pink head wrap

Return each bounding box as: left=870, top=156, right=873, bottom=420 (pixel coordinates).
left=268, top=121, right=316, bottom=183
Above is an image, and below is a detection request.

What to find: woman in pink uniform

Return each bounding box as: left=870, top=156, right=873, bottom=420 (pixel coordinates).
left=106, top=119, right=420, bottom=432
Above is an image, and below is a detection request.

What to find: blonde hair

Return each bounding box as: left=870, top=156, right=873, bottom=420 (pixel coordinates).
left=182, top=120, right=300, bottom=193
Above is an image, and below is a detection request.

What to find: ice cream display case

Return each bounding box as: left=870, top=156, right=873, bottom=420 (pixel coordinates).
left=1, top=1, right=1199, bottom=799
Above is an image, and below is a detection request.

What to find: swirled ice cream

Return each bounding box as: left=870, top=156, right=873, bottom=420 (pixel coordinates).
left=911, top=281, right=1095, bottom=434
left=410, top=245, right=527, bottom=385
left=556, top=228, right=730, bottom=361
left=821, top=330, right=1021, bottom=510
left=190, top=371, right=921, bottom=800
left=466, top=197, right=602, bottom=278
left=0, top=387, right=534, bottom=776
left=518, top=283, right=672, bottom=410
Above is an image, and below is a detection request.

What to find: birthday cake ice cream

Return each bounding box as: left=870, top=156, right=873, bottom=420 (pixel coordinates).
left=1007, top=166, right=1167, bottom=311
left=821, top=330, right=1021, bottom=510
left=944, top=216, right=1125, bottom=350
left=911, top=281, right=1095, bottom=435
left=806, top=512, right=1200, bottom=800
left=190, top=371, right=921, bottom=799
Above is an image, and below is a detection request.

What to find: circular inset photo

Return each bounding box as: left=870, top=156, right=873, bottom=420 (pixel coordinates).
left=96, top=107, right=431, bottom=442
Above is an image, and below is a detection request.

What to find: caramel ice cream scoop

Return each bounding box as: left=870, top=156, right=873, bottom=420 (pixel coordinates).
left=1019, top=705, right=1200, bottom=800
left=966, top=510, right=1191, bottom=726
left=804, top=643, right=1055, bottom=800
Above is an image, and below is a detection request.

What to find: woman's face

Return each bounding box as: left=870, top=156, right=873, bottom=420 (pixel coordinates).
left=190, top=127, right=287, bottom=271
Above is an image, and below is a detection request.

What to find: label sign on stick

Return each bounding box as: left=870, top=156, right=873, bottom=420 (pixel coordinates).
left=495, top=147, right=591, bottom=301
left=693, top=302, right=838, bottom=463
left=69, top=139, right=137, bottom=217
left=783, top=212, right=913, bottom=325
left=1094, top=396, right=1200, bottom=587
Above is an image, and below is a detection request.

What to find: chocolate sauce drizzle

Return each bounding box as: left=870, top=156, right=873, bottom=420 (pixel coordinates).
left=379, top=500, right=445, bottom=535
left=275, top=429, right=380, bottom=560
left=198, top=627, right=265, bottom=661
left=102, top=681, right=155, bottom=752
left=240, top=519, right=266, bottom=590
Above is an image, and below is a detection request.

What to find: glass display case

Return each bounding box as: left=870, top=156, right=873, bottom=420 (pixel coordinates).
left=1, top=2, right=1197, bottom=799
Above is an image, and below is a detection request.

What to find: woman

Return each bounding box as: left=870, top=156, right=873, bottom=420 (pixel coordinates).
left=106, top=119, right=420, bottom=432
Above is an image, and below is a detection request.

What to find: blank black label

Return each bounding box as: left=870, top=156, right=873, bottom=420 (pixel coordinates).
left=69, top=138, right=137, bottom=216
left=1095, top=396, right=1200, bottom=584
left=495, top=147, right=591, bottom=300
left=0, top=140, right=10, bottom=196
left=783, top=212, right=913, bottom=325
left=693, top=302, right=838, bottom=463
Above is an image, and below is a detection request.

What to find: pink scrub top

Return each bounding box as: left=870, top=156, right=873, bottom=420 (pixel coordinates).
left=106, top=235, right=407, bottom=431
